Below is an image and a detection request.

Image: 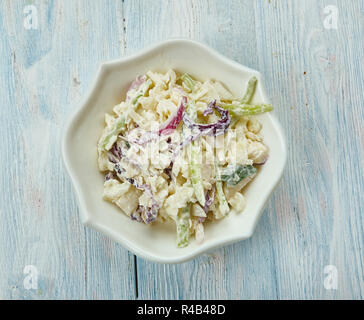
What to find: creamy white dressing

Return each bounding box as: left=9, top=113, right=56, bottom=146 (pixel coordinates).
left=98, top=70, right=270, bottom=247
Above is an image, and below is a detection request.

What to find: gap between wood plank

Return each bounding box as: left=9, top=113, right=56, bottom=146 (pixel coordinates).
left=134, top=255, right=139, bottom=298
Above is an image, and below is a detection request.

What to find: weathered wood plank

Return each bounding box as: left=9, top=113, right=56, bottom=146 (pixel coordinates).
left=125, top=0, right=364, bottom=299
left=254, top=0, right=364, bottom=299
left=0, top=0, right=135, bottom=299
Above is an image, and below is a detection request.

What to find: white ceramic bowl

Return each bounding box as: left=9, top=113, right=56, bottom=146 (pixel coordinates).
left=62, top=39, right=287, bottom=263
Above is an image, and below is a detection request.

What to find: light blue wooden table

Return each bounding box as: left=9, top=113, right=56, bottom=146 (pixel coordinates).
left=0, top=0, right=363, bottom=300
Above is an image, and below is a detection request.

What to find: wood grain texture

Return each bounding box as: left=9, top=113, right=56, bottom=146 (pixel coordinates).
left=0, top=0, right=135, bottom=299
left=0, top=0, right=363, bottom=300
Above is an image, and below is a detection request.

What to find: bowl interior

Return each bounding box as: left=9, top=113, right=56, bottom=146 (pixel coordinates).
left=63, top=40, right=286, bottom=262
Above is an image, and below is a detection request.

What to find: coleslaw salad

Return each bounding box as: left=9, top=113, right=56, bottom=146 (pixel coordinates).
left=97, top=70, right=272, bottom=247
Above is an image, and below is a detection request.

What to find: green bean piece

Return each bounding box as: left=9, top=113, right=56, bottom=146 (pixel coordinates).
left=241, top=76, right=257, bottom=104
left=223, top=103, right=273, bottom=116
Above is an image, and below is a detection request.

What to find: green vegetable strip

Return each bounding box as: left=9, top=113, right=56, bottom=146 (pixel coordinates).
left=181, top=73, right=195, bottom=92
left=132, top=94, right=143, bottom=105
left=191, top=143, right=205, bottom=206
left=221, top=77, right=273, bottom=117
left=215, top=161, right=229, bottom=216
left=187, top=101, right=205, bottom=207
left=241, top=76, right=257, bottom=104
left=133, top=79, right=152, bottom=105
left=221, top=164, right=257, bottom=186
left=99, top=116, right=126, bottom=150
left=222, top=103, right=273, bottom=116
left=177, top=204, right=190, bottom=248
left=100, top=79, right=153, bottom=151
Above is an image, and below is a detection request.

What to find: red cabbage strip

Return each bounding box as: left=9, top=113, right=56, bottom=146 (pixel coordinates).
left=179, top=100, right=231, bottom=149
left=131, top=204, right=158, bottom=224
left=131, top=205, right=144, bottom=222
left=158, top=96, right=187, bottom=135
left=163, top=162, right=173, bottom=179
left=130, top=97, right=187, bottom=145
left=203, top=184, right=216, bottom=213
left=143, top=204, right=159, bottom=223
left=108, top=143, right=143, bottom=171
left=110, top=143, right=123, bottom=159
left=198, top=184, right=217, bottom=223
left=183, top=100, right=230, bottom=135
left=104, top=172, right=116, bottom=181
left=114, top=164, right=159, bottom=223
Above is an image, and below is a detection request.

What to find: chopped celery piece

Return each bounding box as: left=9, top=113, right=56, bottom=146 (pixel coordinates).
left=99, top=116, right=126, bottom=150
left=187, top=100, right=205, bottom=206
left=132, top=93, right=143, bottom=105
left=221, top=164, right=257, bottom=186
left=177, top=205, right=191, bottom=248
left=222, top=103, right=273, bottom=116
left=215, top=161, right=229, bottom=216
left=221, top=77, right=273, bottom=117
left=133, top=79, right=152, bottom=105
left=241, top=76, right=257, bottom=104
left=190, top=142, right=205, bottom=206
left=181, top=73, right=195, bottom=92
